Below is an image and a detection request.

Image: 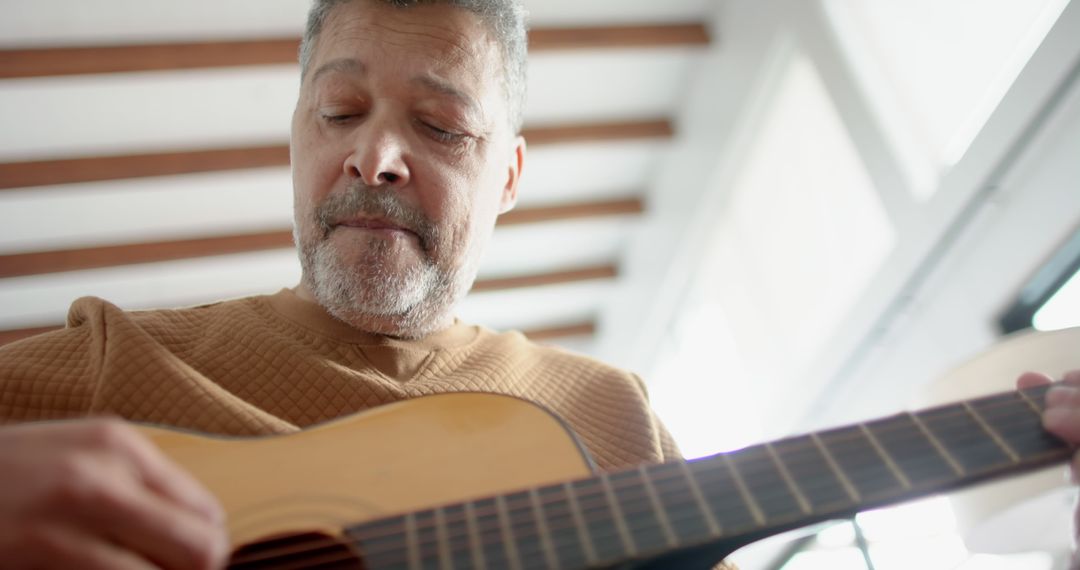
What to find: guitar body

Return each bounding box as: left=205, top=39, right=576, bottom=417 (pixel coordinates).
left=138, top=393, right=594, bottom=549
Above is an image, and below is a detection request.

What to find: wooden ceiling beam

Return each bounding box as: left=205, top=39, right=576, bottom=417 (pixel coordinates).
left=0, top=119, right=672, bottom=190
left=0, top=326, right=62, bottom=347
left=498, top=197, right=643, bottom=226
left=0, top=197, right=641, bottom=278
left=0, top=23, right=710, bottom=79
left=0, top=319, right=597, bottom=347
left=522, top=321, right=596, bottom=342
left=470, top=265, right=616, bottom=293
left=0, top=230, right=294, bottom=279
left=529, top=23, right=710, bottom=51
left=0, top=145, right=290, bottom=191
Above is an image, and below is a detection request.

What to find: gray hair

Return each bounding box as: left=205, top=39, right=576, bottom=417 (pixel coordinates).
left=299, top=0, right=528, bottom=133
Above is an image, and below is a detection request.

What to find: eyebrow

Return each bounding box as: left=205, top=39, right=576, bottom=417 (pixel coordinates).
left=309, top=58, right=366, bottom=83
left=410, top=75, right=482, bottom=117
left=307, top=58, right=484, bottom=122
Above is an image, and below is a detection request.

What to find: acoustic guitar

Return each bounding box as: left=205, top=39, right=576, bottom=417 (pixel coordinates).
left=140, top=385, right=1070, bottom=569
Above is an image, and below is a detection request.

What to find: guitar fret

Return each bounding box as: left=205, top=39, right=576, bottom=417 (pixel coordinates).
left=414, top=509, right=443, bottom=569
left=971, top=392, right=1067, bottom=459
left=563, top=482, right=599, bottom=565
left=344, top=515, right=400, bottom=566
left=810, top=433, right=861, bottom=502
left=600, top=473, right=639, bottom=556
left=963, top=402, right=1020, bottom=463
left=1018, top=387, right=1046, bottom=413
left=678, top=461, right=723, bottom=536
left=919, top=404, right=1013, bottom=474
left=529, top=488, right=559, bottom=569
left=864, top=414, right=957, bottom=487
left=605, top=469, right=670, bottom=554
left=771, top=435, right=853, bottom=512
left=819, top=426, right=902, bottom=500
left=638, top=464, right=678, bottom=548
left=439, top=504, right=475, bottom=570
left=463, top=502, right=488, bottom=570
left=433, top=508, right=453, bottom=570
left=764, top=443, right=812, bottom=514
left=405, top=512, right=421, bottom=570
left=503, top=491, right=548, bottom=569
left=570, top=478, right=630, bottom=562
left=494, top=495, right=524, bottom=570
left=687, top=458, right=758, bottom=533
left=721, top=453, right=766, bottom=525
left=858, top=424, right=911, bottom=489
left=728, top=445, right=803, bottom=522
left=644, top=462, right=713, bottom=546
left=472, top=498, right=513, bottom=569
left=908, top=412, right=964, bottom=476
left=532, top=484, right=589, bottom=568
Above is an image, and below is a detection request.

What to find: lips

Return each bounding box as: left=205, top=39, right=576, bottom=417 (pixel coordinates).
left=335, top=217, right=416, bottom=236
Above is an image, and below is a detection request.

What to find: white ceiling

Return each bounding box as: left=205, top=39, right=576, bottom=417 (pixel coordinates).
left=0, top=0, right=715, bottom=46
left=0, top=0, right=721, bottom=365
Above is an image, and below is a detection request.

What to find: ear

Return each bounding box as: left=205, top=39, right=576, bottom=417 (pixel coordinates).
left=498, top=136, right=526, bottom=214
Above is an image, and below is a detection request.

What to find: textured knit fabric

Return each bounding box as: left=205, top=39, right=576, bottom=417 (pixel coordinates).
left=0, top=288, right=680, bottom=472
left=0, top=289, right=748, bottom=568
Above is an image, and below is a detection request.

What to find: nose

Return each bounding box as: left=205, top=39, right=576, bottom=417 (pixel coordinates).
left=342, top=117, right=411, bottom=187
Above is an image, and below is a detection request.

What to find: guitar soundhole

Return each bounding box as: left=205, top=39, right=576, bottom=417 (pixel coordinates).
left=228, top=531, right=364, bottom=569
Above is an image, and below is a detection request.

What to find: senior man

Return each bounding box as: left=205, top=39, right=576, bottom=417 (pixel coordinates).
left=1, top=1, right=1079, bottom=569
left=0, top=1, right=683, bottom=568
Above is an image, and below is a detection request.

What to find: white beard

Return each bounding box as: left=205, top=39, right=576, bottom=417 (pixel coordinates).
left=293, top=185, right=471, bottom=338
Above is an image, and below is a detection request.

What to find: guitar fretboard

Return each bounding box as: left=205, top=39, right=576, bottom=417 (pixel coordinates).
left=339, top=384, right=1068, bottom=569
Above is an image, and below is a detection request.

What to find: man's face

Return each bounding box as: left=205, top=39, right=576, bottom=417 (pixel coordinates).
left=291, top=0, right=524, bottom=337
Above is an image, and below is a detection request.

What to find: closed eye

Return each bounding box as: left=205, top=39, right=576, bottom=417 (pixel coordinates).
left=322, top=114, right=358, bottom=125
left=422, top=121, right=467, bottom=143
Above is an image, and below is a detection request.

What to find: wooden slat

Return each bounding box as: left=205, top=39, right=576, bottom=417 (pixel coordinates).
left=528, top=23, right=710, bottom=51
left=498, top=197, right=643, bottom=226
left=523, top=120, right=673, bottom=146
left=0, top=39, right=300, bottom=79
left=0, top=319, right=597, bottom=347
left=0, top=23, right=710, bottom=79
left=470, top=265, right=616, bottom=293
left=522, top=321, right=596, bottom=342
left=0, top=197, right=641, bottom=278
left=0, top=326, right=61, bottom=347
left=0, top=120, right=672, bottom=190
left=0, top=146, right=290, bottom=191
left=0, top=230, right=294, bottom=279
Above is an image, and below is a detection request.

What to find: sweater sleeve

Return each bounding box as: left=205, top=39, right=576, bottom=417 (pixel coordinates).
left=628, top=373, right=684, bottom=462
left=0, top=297, right=109, bottom=424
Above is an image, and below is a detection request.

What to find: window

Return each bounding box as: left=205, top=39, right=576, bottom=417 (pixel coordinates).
left=824, top=0, right=1070, bottom=198
left=999, top=227, right=1080, bottom=333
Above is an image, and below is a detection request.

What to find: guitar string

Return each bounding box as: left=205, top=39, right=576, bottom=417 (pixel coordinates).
left=339, top=384, right=1062, bottom=561
left=234, top=447, right=1064, bottom=565
left=227, top=384, right=1062, bottom=565
left=227, top=387, right=1060, bottom=567
left=227, top=397, right=1062, bottom=570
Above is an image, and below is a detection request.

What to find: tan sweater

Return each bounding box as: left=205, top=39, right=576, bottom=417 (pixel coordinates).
left=0, top=288, right=678, bottom=472
left=0, top=289, right=746, bottom=568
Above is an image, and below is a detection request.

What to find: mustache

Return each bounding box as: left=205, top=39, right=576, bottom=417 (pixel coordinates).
left=315, top=181, right=438, bottom=251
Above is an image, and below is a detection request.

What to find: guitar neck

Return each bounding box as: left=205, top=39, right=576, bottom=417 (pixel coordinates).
left=341, top=384, right=1071, bottom=569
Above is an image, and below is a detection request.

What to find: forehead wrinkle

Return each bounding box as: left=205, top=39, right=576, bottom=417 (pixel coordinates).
left=336, top=12, right=496, bottom=76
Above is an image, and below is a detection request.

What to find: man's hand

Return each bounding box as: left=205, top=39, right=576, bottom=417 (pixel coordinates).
left=0, top=418, right=229, bottom=569
left=1018, top=370, right=1080, bottom=448
left=1018, top=370, right=1080, bottom=566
